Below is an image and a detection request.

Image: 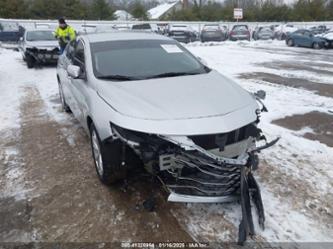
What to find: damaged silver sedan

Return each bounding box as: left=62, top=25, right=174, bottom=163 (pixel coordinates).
left=56, top=31, right=278, bottom=243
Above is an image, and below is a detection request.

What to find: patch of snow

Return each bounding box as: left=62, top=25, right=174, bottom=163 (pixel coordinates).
left=182, top=40, right=333, bottom=242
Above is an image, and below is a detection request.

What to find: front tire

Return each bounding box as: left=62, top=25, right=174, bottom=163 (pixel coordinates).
left=313, top=42, right=322, bottom=49
left=90, top=123, right=126, bottom=185
left=26, top=55, right=35, bottom=68
left=287, top=39, right=294, bottom=47
left=58, top=81, right=71, bottom=113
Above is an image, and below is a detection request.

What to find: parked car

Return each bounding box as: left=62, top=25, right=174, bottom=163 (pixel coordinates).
left=309, top=25, right=330, bottom=35
left=317, top=31, right=333, bottom=48
left=229, top=25, right=250, bottom=41
left=252, top=26, right=274, bottom=40
left=19, top=29, right=59, bottom=68
left=200, top=24, right=228, bottom=42
left=274, top=24, right=298, bottom=40
left=0, top=21, right=25, bottom=43
left=131, top=23, right=161, bottom=33
left=167, top=24, right=197, bottom=43
left=57, top=31, right=278, bottom=243
left=286, top=29, right=329, bottom=49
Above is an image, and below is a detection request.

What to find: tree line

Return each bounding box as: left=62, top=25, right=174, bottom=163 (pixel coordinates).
left=166, top=0, right=333, bottom=22
left=0, top=0, right=332, bottom=22
left=0, top=0, right=149, bottom=20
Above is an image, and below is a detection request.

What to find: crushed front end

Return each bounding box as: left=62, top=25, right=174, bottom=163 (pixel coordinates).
left=109, top=95, right=279, bottom=244
left=25, top=46, right=59, bottom=65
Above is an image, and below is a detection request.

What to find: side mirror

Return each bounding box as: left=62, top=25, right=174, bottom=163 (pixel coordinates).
left=67, top=65, right=81, bottom=79
left=254, top=90, right=266, bottom=100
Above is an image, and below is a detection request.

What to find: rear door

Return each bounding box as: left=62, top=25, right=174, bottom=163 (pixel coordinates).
left=302, top=31, right=313, bottom=47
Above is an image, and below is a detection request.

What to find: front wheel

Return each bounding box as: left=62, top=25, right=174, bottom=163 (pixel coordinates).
left=313, top=42, right=322, bottom=49
left=287, top=39, right=294, bottom=47
left=90, top=123, right=126, bottom=185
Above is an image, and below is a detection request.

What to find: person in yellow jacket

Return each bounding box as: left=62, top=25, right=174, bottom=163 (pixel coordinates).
left=55, top=18, right=76, bottom=54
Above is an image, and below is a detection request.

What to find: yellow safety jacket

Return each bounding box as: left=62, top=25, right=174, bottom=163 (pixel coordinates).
left=55, top=25, right=76, bottom=47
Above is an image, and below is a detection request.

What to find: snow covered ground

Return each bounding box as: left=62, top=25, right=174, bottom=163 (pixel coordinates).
left=0, top=40, right=332, bottom=245
left=178, top=40, right=333, bottom=243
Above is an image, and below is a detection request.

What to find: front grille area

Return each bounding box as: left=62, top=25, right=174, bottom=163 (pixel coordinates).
left=166, top=152, right=242, bottom=197
left=189, top=123, right=258, bottom=150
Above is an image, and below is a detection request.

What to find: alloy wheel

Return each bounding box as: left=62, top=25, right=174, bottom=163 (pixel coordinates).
left=91, top=130, right=104, bottom=176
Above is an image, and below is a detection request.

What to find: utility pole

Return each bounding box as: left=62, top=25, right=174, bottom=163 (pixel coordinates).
left=237, top=0, right=239, bottom=22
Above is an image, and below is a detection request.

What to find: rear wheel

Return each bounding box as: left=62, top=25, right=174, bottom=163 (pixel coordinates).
left=287, top=39, right=294, bottom=47
left=90, top=123, right=126, bottom=185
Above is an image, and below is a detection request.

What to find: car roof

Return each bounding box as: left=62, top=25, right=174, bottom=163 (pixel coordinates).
left=83, top=31, right=172, bottom=43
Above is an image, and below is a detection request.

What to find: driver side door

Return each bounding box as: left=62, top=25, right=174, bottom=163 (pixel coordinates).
left=67, top=39, right=89, bottom=126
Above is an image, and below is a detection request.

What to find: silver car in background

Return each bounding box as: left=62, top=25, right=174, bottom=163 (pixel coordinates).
left=253, top=26, right=275, bottom=40
left=19, top=28, right=59, bottom=68
left=200, top=24, right=228, bottom=42
left=57, top=31, right=277, bottom=243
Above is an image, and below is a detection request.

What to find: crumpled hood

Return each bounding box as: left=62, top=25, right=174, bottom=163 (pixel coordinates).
left=96, top=70, right=257, bottom=121
left=26, top=40, right=58, bottom=49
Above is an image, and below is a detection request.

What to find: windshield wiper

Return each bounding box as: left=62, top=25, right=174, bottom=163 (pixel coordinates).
left=146, top=71, right=201, bottom=79
left=97, top=75, right=140, bottom=81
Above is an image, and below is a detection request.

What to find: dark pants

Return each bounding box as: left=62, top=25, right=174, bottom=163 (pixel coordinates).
left=60, top=46, right=68, bottom=54
left=59, top=40, right=68, bottom=55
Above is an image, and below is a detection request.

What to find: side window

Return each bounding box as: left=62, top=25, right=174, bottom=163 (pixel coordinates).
left=304, top=31, right=311, bottom=37
left=295, top=30, right=303, bottom=35
left=73, top=40, right=86, bottom=76
left=74, top=40, right=85, bottom=64
left=66, top=40, right=75, bottom=60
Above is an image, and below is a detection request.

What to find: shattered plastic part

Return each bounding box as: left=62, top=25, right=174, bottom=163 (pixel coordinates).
left=110, top=117, right=278, bottom=243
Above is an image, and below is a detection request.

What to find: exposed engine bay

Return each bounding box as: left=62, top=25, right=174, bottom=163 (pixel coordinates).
left=107, top=93, right=279, bottom=244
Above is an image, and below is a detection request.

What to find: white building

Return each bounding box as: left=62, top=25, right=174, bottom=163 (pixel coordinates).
left=147, top=1, right=183, bottom=20
left=114, top=10, right=134, bottom=21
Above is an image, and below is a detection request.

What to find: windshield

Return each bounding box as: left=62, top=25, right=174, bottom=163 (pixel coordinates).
left=260, top=27, right=272, bottom=32
left=203, top=25, right=219, bottom=31
left=26, top=31, right=56, bottom=41
left=170, top=25, right=188, bottom=31
left=91, top=40, right=209, bottom=81
left=233, top=25, right=248, bottom=31
left=132, top=24, right=151, bottom=30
